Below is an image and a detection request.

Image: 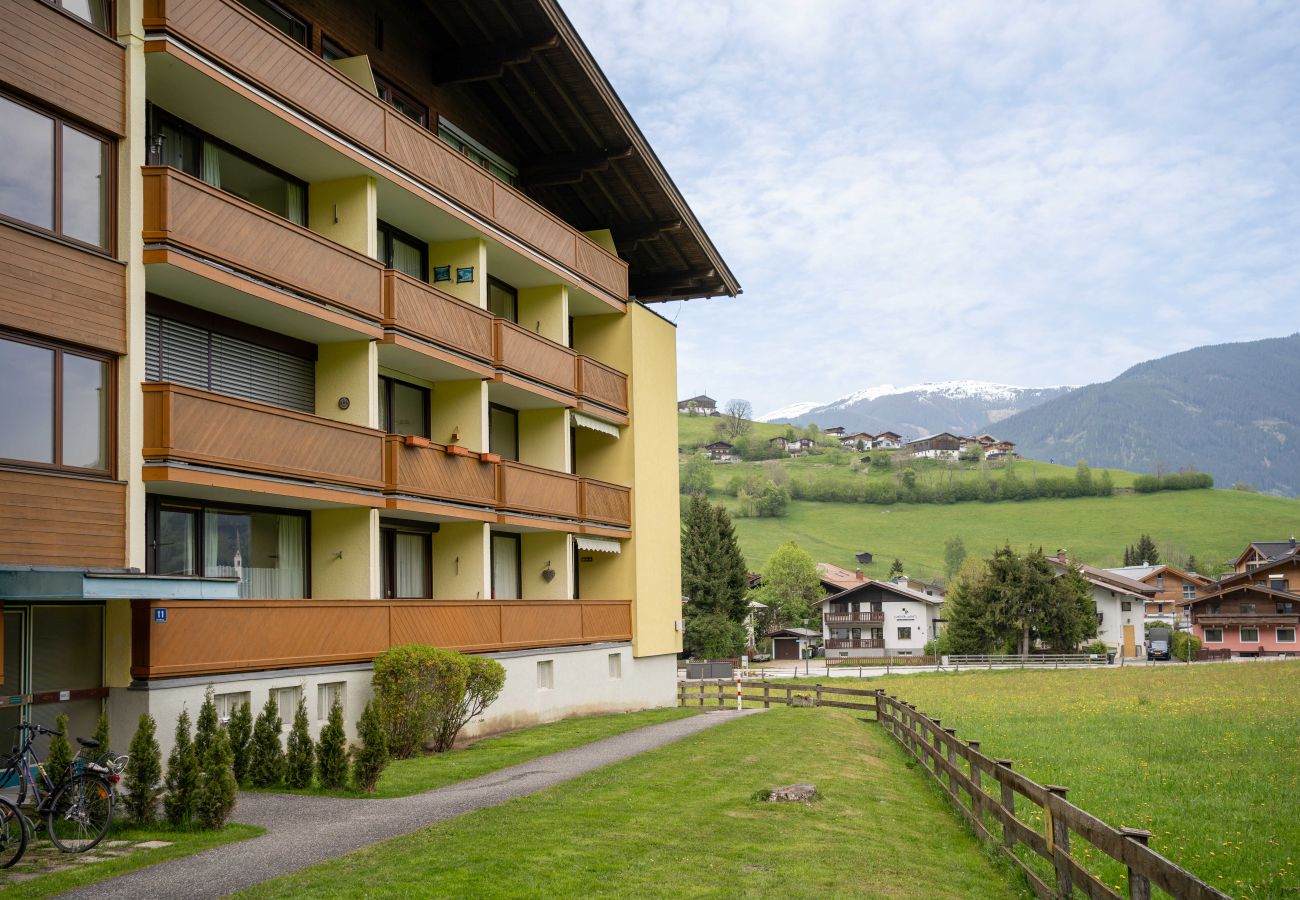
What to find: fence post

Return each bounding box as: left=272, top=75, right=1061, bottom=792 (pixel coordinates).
left=1046, top=785, right=1072, bottom=898
left=943, top=728, right=958, bottom=795
left=763, top=683, right=771, bottom=709
left=785, top=685, right=792, bottom=707
left=967, top=740, right=982, bottom=817
left=815, top=683, right=823, bottom=707
left=698, top=681, right=705, bottom=707
left=1121, top=828, right=1153, bottom=900
left=997, top=759, right=1015, bottom=849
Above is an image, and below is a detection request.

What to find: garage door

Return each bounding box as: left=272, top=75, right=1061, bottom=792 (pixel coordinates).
left=774, top=638, right=798, bottom=660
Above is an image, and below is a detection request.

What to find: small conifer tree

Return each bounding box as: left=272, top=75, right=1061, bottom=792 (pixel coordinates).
left=124, top=713, right=164, bottom=825
left=351, top=700, right=389, bottom=793
left=196, top=723, right=237, bottom=829
left=194, top=686, right=219, bottom=761
left=164, top=709, right=199, bottom=826
left=92, top=710, right=111, bottom=755
left=45, top=714, right=74, bottom=787
left=228, top=700, right=253, bottom=785
left=248, top=694, right=285, bottom=788
left=285, top=693, right=315, bottom=789
left=316, top=697, right=348, bottom=790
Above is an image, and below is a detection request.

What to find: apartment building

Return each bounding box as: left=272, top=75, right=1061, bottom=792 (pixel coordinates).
left=0, top=0, right=738, bottom=754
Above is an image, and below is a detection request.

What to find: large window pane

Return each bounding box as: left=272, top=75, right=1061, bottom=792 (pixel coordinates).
left=0, top=97, right=54, bottom=231
left=492, top=534, right=520, bottom=599
left=62, top=127, right=109, bottom=248
left=391, top=234, right=425, bottom=280
left=487, top=280, right=517, bottom=322
left=394, top=532, right=430, bottom=598
left=61, top=0, right=109, bottom=29
left=391, top=381, right=427, bottom=437
left=156, top=507, right=197, bottom=576
left=204, top=509, right=305, bottom=598
left=62, top=352, right=108, bottom=469
left=238, top=0, right=309, bottom=44
left=0, top=337, right=55, bottom=463
left=489, top=405, right=518, bottom=461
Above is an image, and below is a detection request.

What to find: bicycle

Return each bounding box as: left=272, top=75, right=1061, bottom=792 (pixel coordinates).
left=0, top=795, right=26, bottom=869
left=2, top=722, right=126, bottom=853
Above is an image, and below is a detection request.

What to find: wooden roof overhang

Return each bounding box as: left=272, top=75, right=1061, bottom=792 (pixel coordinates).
left=418, top=0, right=741, bottom=303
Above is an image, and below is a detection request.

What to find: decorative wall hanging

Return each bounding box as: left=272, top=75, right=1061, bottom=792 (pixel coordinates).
left=433, top=265, right=451, bottom=282
left=456, top=266, right=475, bottom=283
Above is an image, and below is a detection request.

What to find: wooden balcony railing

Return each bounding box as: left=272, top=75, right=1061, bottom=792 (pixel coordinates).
left=383, top=436, right=498, bottom=508
left=142, top=0, right=628, bottom=303
left=143, top=383, right=385, bottom=489
left=130, top=598, right=633, bottom=679
left=142, top=166, right=384, bottom=319
left=825, top=639, right=885, bottom=650
left=578, top=357, right=629, bottom=413
left=580, top=479, right=632, bottom=526
left=498, top=460, right=581, bottom=520
left=494, top=320, right=578, bottom=395
left=825, top=612, right=885, bottom=625
left=382, top=271, right=495, bottom=363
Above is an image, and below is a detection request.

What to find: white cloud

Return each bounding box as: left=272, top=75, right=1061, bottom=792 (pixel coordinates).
left=563, top=0, right=1300, bottom=409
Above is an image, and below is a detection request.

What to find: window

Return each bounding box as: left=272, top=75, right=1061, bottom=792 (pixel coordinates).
left=380, top=526, right=431, bottom=599
left=487, top=278, right=518, bottom=322
left=608, top=653, right=622, bottom=680
left=274, top=685, right=301, bottom=726
left=1240, top=626, right=1259, bottom=643
left=0, top=94, right=110, bottom=249
left=489, top=404, right=519, bottom=461
left=1121, top=601, right=1132, bottom=612
left=1154, top=575, right=1164, bottom=589
left=1204, top=628, right=1223, bottom=643
left=148, top=497, right=308, bottom=598
left=376, top=220, right=428, bottom=281
left=1207, top=601, right=1221, bottom=615
left=320, top=36, right=352, bottom=62
left=146, top=306, right=317, bottom=413
left=437, top=119, right=518, bottom=185
left=317, top=682, right=345, bottom=720
left=0, top=332, right=111, bottom=474
left=1279, top=601, right=1296, bottom=615
left=49, top=0, right=111, bottom=31
left=1278, top=627, right=1296, bottom=644
left=151, top=109, right=306, bottom=224
left=536, top=660, right=554, bottom=690
left=492, top=532, right=521, bottom=600
left=1240, top=603, right=1256, bottom=615
left=378, top=376, right=429, bottom=437
left=1269, top=577, right=1290, bottom=592
left=376, top=77, right=427, bottom=127
left=897, top=627, right=912, bottom=640
left=238, top=0, right=308, bottom=45
left=215, top=691, right=251, bottom=725
left=1183, top=584, right=1196, bottom=601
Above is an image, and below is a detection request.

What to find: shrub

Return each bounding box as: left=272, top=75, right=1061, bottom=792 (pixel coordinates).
left=285, top=693, right=315, bottom=789
left=1172, top=631, right=1202, bottom=662
left=1086, top=641, right=1110, bottom=656
left=194, top=686, right=219, bottom=762
left=351, top=700, right=389, bottom=793
left=684, top=612, right=745, bottom=659
left=248, top=695, right=285, bottom=788
left=316, top=697, right=349, bottom=790
left=196, top=724, right=237, bottom=829
left=373, top=644, right=468, bottom=758
left=124, top=713, right=163, bottom=825
left=164, top=708, right=199, bottom=826
left=228, top=700, right=253, bottom=785
left=92, top=710, right=111, bottom=755
left=45, top=714, right=73, bottom=786
left=430, top=655, right=506, bottom=752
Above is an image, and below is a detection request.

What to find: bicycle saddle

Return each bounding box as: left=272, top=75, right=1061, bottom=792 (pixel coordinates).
left=76, top=738, right=101, bottom=749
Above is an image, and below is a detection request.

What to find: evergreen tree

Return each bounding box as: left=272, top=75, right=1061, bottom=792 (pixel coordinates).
left=164, top=708, right=199, bottom=826
left=316, top=697, right=349, bottom=790
left=92, top=710, right=111, bottom=755
left=228, top=700, right=253, bottom=785
left=248, top=695, right=285, bottom=788
left=1135, top=534, right=1160, bottom=566
left=889, top=557, right=904, bottom=578
left=194, top=686, right=219, bottom=762
left=124, top=713, right=163, bottom=825
left=196, top=723, right=237, bottom=830
left=45, top=714, right=73, bottom=787
left=752, top=541, right=822, bottom=633
left=680, top=495, right=748, bottom=657
left=351, top=700, right=389, bottom=794
left=939, top=557, right=1000, bottom=653
left=284, top=693, right=315, bottom=789
left=1034, top=558, right=1099, bottom=651
left=1122, top=544, right=1135, bottom=566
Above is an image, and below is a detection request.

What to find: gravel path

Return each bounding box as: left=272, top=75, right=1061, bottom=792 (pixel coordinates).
left=59, top=709, right=759, bottom=899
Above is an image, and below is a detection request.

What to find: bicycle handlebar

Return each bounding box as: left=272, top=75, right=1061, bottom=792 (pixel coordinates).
left=13, top=723, right=63, bottom=737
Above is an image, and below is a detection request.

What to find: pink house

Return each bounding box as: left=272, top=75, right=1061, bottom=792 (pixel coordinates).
left=1186, top=584, right=1298, bottom=656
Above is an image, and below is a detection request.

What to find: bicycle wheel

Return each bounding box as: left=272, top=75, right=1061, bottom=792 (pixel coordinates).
left=46, top=775, right=113, bottom=853
left=0, top=797, right=27, bottom=868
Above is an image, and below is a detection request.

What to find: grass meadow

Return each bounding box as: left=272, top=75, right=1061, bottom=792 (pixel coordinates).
left=843, top=661, right=1300, bottom=898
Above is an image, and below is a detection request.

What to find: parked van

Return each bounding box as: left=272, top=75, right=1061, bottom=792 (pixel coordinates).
left=1147, top=627, right=1172, bottom=661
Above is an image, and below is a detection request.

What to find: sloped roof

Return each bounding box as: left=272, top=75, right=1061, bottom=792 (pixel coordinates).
left=1050, top=557, right=1156, bottom=597
left=1233, top=540, right=1298, bottom=566
left=814, top=578, right=945, bottom=607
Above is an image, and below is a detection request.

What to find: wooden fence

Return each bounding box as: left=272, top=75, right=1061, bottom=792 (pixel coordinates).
left=676, top=680, right=1231, bottom=899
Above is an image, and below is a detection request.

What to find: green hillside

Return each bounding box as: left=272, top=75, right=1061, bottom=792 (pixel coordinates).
left=720, top=491, right=1300, bottom=582
left=677, top=412, right=790, bottom=448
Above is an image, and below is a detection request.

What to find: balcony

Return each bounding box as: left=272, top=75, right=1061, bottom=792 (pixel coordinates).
left=383, top=436, right=498, bottom=509
left=142, top=383, right=385, bottom=491
left=142, top=166, right=384, bottom=320
left=494, top=320, right=578, bottom=396
left=141, top=0, right=628, bottom=304
left=824, top=612, right=885, bottom=625
left=578, top=357, right=629, bottom=415
left=130, top=598, right=633, bottom=679
left=825, top=639, right=885, bottom=650
left=1193, top=612, right=1299, bottom=627
left=383, top=271, right=495, bottom=366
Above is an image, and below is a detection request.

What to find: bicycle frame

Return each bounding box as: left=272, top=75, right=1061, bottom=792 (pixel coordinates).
left=1, top=728, right=58, bottom=812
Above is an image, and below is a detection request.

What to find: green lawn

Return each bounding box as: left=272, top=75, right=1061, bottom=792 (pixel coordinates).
left=724, top=491, right=1300, bottom=579
left=677, top=412, right=791, bottom=449
left=834, top=662, right=1300, bottom=899
left=240, top=708, right=1027, bottom=899
left=2, top=821, right=262, bottom=898
left=250, top=707, right=697, bottom=799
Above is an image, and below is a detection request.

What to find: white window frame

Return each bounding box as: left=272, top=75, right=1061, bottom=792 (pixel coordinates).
left=1203, top=628, right=1223, bottom=643
left=607, top=653, right=622, bottom=680
left=1277, top=627, right=1296, bottom=644
left=1183, top=584, right=1196, bottom=600
left=274, top=685, right=301, bottom=728
left=215, top=691, right=250, bottom=725
left=897, top=626, right=912, bottom=641
left=536, top=659, right=554, bottom=691
left=1239, top=626, right=1260, bottom=643
left=317, top=681, right=346, bottom=721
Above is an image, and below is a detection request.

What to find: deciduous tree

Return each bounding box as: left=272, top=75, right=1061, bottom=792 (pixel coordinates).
left=719, top=399, right=753, bottom=439
left=752, top=542, right=822, bottom=634
left=943, top=535, right=967, bottom=580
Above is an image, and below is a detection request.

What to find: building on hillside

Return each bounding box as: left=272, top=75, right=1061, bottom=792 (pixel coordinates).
left=703, top=440, right=736, bottom=461
left=905, top=433, right=962, bottom=459
left=678, top=395, right=718, bottom=416
left=1215, top=545, right=1300, bottom=594
left=816, top=562, right=867, bottom=594
left=1231, top=538, right=1298, bottom=574
left=855, top=551, right=874, bottom=565
left=0, top=0, right=738, bottom=759
left=815, top=578, right=944, bottom=658
left=1049, top=553, right=1153, bottom=657
left=840, top=432, right=875, bottom=449
left=770, top=436, right=815, bottom=457
left=1104, top=564, right=1213, bottom=624
left=823, top=426, right=845, bottom=436
left=1185, top=584, right=1297, bottom=656
left=872, top=432, right=903, bottom=449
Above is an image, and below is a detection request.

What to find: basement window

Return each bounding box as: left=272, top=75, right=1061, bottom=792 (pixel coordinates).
left=536, top=660, right=554, bottom=691
left=608, top=653, right=622, bottom=680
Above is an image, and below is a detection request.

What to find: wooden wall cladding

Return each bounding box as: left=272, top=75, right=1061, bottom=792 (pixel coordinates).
left=130, top=598, right=634, bottom=678
left=494, top=320, right=578, bottom=394
left=383, top=271, right=494, bottom=362
left=0, top=0, right=125, bottom=135
left=577, top=357, right=628, bottom=413
left=580, top=479, right=631, bottom=526
left=0, top=469, right=125, bottom=567
left=384, top=437, right=497, bottom=506
left=0, top=223, right=126, bottom=354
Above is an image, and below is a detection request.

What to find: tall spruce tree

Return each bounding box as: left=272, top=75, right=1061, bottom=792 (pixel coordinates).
left=124, top=713, right=163, bottom=825
left=285, top=693, right=315, bottom=789
left=316, top=697, right=348, bottom=790
left=92, top=710, right=111, bottom=755
left=45, top=714, right=73, bottom=786
left=680, top=494, right=748, bottom=623
left=196, top=724, right=237, bottom=829
left=164, top=709, right=199, bottom=826
left=1135, top=534, right=1160, bottom=566
left=228, top=701, right=253, bottom=785
left=248, top=695, right=285, bottom=788
left=194, top=686, right=219, bottom=762
left=1037, top=561, right=1099, bottom=651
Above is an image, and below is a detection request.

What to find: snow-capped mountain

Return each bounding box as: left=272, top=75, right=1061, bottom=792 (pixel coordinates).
left=759, top=381, right=1075, bottom=438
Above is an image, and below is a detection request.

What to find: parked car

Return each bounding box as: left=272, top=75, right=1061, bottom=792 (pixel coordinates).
left=1147, top=627, right=1172, bottom=660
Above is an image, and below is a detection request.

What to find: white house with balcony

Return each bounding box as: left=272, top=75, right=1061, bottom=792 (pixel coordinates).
left=815, top=577, right=944, bottom=657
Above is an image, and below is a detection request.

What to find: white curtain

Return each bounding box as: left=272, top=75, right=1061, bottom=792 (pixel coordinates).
left=492, top=536, right=519, bottom=599
left=392, top=239, right=423, bottom=279
left=201, top=142, right=221, bottom=188
left=284, top=181, right=304, bottom=225
left=275, top=515, right=305, bottom=598
left=395, top=533, right=428, bottom=598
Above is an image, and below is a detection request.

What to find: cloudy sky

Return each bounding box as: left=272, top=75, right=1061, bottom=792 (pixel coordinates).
left=563, top=0, right=1300, bottom=415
